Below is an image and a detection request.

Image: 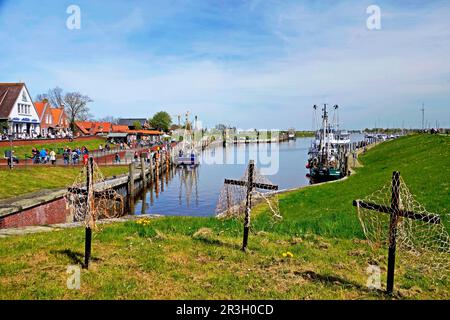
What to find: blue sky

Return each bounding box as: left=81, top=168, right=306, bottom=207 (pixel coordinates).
left=0, top=0, right=449, bottom=129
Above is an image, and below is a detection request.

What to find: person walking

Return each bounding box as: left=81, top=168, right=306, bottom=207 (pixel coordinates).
left=49, top=149, right=56, bottom=165
left=83, top=152, right=89, bottom=165
left=115, top=152, right=121, bottom=164
left=63, top=148, right=70, bottom=165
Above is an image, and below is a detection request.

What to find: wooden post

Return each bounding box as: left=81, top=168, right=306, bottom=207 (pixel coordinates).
left=140, top=155, right=147, bottom=185
left=128, top=163, right=135, bottom=196
left=84, top=227, right=92, bottom=269
left=156, top=155, right=159, bottom=180
left=166, top=152, right=169, bottom=174
left=387, top=171, right=400, bottom=294
left=149, top=155, right=154, bottom=181
left=242, top=160, right=254, bottom=252
left=84, top=157, right=94, bottom=269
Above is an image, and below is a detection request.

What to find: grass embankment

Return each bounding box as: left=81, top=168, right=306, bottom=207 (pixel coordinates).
left=0, top=138, right=106, bottom=159
left=0, top=166, right=129, bottom=200
left=295, top=131, right=315, bottom=137
left=0, top=134, right=448, bottom=299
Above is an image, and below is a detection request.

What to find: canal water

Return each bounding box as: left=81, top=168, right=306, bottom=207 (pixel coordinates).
left=133, top=135, right=364, bottom=217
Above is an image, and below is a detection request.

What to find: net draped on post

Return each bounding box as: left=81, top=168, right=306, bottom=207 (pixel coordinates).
left=215, top=165, right=281, bottom=222
left=355, top=174, right=450, bottom=280
left=64, top=160, right=124, bottom=229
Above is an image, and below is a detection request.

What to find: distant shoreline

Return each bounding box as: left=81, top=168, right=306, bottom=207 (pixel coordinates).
left=295, top=131, right=315, bottom=137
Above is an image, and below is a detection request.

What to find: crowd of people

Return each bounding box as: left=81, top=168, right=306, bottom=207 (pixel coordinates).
left=3, top=139, right=174, bottom=167
left=30, top=146, right=91, bottom=165
left=0, top=130, right=73, bottom=141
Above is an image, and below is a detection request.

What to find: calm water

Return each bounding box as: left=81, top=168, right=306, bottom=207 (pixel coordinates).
left=133, top=134, right=364, bottom=217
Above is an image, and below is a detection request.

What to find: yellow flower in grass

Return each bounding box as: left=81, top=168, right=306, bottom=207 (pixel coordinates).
left=282, top=251, right=294, bottom=258
left=136, top=218, right=152, bottom=226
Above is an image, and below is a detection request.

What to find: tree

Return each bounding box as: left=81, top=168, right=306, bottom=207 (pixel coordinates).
left=37, top=87, right=93, bottom=132
left=36, top=87, right=64, bottom=107
left=133, top=121, right=142, bottom=130
left=215, top=124, right=227, bottom=131
left=98, top=116, right=119, bottom=124
left=64, top=92, right=93, bottom=132
left=149, top=111, right=171, bottom=132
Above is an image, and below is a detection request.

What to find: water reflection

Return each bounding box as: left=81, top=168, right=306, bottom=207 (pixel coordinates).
left=133, top=135, right=364, bottom=217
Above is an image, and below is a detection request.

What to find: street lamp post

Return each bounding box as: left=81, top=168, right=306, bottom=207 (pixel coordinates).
left=7, top=120, right=14, bottom=169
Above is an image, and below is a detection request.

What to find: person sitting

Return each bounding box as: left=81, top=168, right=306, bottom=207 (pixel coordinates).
left=31, top=147, right=39, bottom=164
left=39, top=148, right=48, bottom=163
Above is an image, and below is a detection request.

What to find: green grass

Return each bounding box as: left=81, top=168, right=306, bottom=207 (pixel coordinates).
left=0, top=134, right=448, bottom=299
left=295, top=131, right=315, bottom=137
left=0, top=137, right=106, bottom=159
left=0, top=166, right=129, bottom=199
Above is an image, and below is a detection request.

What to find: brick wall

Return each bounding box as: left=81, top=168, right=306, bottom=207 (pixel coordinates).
left=0, top=197, right=71, bottom=229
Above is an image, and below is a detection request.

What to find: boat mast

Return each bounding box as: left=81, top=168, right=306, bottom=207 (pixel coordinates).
left=322, top=104, right=328, bottom=166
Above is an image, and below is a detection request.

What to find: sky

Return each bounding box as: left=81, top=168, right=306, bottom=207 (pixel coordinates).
left=0, top=0, right=449, bottom=130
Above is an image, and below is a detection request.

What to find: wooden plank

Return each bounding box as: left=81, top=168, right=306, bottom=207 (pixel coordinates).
left=352, top=200, right=440, bottom=224
left=224, top=179, right=278, bottom=191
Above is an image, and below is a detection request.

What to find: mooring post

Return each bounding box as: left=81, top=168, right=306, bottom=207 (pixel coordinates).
left=387, top=171, right=401, bottom=294
left=84, top=157, right=94, bottom=269
left=242, top=160, right=255, bottom=252
left=128, top=162, right=135, bottom=196
left=166, top=152, right=169, bottom=173
left=149, top=155, right=154, bottom=181
left=140, top=155, right=147, bottom=185
left=156, top=154, right=160, bottom=179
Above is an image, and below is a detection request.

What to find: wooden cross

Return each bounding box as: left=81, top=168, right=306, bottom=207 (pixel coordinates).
left=224, top=160, right=278, bottom=252
left=353, top=171, right=441, bottom=294
left=67, top=157, right=96, bottom=269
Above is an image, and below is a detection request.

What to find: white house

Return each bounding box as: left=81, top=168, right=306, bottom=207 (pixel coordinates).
left=0, top=83, right=40, bottom=138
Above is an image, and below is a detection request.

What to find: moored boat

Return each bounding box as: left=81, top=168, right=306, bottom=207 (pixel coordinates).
left=307, top=104, right=350, bottom=182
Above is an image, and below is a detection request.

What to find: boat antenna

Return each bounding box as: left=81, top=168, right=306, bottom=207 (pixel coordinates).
left=313, top=105, right=318, bottom=131
left=333, top=104, right=339, bottom=131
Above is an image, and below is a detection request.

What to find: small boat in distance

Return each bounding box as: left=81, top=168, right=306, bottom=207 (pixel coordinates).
left=174, top=112, right=200, bottom=166
left=288, top=128, right=296, bottom=140
left=307, top=104, right=350, bottom=182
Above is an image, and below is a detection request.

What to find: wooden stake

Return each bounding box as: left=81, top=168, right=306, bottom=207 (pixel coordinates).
left=242, top=160, right=254, bottom=252
left=84, top=157, right=94, bottom=269
left=84, top=227, right=92, bottom=269
left=387, top=171, right=400, bottom=294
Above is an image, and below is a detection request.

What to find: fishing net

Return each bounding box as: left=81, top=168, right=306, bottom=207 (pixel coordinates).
left=215, top=164, right=281, bottom=222
left=64, top=159, right=124, bottom=229
left=355, top=174, right=450, bottom=280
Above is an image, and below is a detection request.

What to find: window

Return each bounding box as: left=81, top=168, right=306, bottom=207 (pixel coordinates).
left=22, top=91, right=27, bottom=102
